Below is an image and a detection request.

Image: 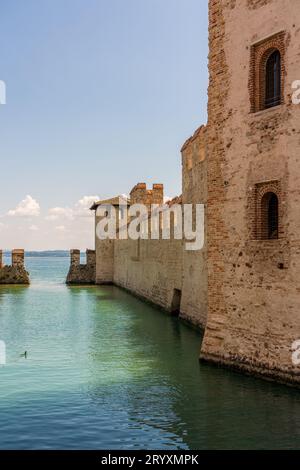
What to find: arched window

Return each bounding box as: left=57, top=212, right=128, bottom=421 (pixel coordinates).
left=261, top=192, right=279, bottom=239
left=265, top=50, right=281, bottom=109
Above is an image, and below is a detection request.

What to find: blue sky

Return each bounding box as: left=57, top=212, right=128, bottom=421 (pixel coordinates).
left=0, top=0, right=208, bottom=249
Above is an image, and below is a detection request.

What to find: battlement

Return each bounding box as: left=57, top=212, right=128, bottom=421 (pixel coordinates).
left=130, top=183, right=164, bottom=206
left=12, top=249, right=25, bottom=267
left=181, top=125, right=206, bottom=172
left=70, top=249, right=80, bottom=266
left=0, top=249, right=29, bottom=284
left=66, top=249, right=96, bottom=285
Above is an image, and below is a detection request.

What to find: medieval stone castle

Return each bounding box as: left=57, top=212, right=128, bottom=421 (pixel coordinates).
left=67, top=0, right=300, bottom=386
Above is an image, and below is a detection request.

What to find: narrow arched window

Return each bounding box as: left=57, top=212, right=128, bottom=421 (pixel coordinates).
left=261, top=192, right=279, bottom=239
left=265, top=50, right=281, bottom=109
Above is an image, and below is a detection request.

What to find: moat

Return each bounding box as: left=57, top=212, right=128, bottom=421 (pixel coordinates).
left=0, top=254, right=299, bottom=450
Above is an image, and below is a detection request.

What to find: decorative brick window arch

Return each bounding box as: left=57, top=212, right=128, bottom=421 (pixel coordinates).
left=249, top=31, right=285, bottom=113
left=253, top=181, right=282, bottom=240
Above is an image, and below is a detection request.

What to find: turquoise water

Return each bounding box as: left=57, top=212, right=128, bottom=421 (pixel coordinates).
left=0, top=255, right=300, bottom=450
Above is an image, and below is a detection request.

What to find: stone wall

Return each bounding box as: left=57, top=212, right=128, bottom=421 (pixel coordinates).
left=130, top=183, right=164, bottom=207
left=92, top=129, right=207, bottom=329
left=0, top=249, right=30, bottom=284
left=112, top=183, right=184, bottom=312
left=201, top=0, right=300, bottom=385
left=66, top=249, right=96, bottom=285
left=180, top=126, right=207, bottom=328
left=113, top=238, right=183, bottom=313
left=67, top=0, right=300, bottom=386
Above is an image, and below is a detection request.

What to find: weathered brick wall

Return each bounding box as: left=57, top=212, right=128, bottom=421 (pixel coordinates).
left=130, top=183, right=164, bottom=207
left=180, top=126, right=207, bottom=328
left=201, top=0, right=300, bottom=385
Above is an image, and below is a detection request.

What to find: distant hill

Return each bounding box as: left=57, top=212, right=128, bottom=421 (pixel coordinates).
left=3, top=250, right=70, bottom=257
left=26, top=251, right=70, bottom=257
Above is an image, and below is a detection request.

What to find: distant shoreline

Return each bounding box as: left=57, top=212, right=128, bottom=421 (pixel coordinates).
left=3, top=250, right=70, bottom=257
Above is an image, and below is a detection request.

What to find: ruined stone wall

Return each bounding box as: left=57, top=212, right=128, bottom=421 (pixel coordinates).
left=0, top=249, right=30, bottom=284
left=180, top=126, right=207, bottom=328
left=201, top=0, right=300, bottom=385
left=66, top=249, right=96, bottom=285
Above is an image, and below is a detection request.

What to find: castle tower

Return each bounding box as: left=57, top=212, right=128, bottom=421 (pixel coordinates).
left=91, top=195, right=130, bottom=284
left=201, top=0, right=300, bottom=384
left=130, top=183, right=164, bottom=208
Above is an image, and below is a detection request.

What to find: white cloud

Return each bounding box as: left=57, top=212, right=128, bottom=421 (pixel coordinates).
left=8, top=195, right=40, bottom=217
left=73, top=195, right=99, bottom=217
left=46, top=195, right=98, bottom=221
left=46, top=207, right=73, bottom=221
left=55, top=225, right=67, bottom=232
left=29, top=225, right=39, bottom=231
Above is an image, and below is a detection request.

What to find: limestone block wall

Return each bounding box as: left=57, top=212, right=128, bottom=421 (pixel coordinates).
left=201, top=0, right=300, bottom=385
left=112, top=144, right=208, bottom=329
left=91, top=145, right=207, bottom=328
left=113, top=237, right=183, bottom=312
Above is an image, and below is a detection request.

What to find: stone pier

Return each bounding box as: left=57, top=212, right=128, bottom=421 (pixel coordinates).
left=66, top=249, right=96, bottom=285
left=0, top=249, right=30, bottom=284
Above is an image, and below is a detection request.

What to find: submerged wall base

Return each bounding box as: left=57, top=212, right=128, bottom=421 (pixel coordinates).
left=66, top=265, right=95, bottom=285
left=0, top=266, right=30, bottom=285
left=0, top=250, right=30, bottom=285
left=200, top=351, right=300, bottom=388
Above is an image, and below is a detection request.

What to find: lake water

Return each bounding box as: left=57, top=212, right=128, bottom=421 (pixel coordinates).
left=0, top=255, right=299, bottom=450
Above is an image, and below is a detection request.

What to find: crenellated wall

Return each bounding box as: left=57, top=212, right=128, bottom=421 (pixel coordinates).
left=90, top=127, right=207, bottom=329
left=130, top=183, right=164, bottom=207
left=65, top=0, right=300, bottom=386
left=0, top=249, right=30, bottom=284
left=66, top=249, right=96, bottom=285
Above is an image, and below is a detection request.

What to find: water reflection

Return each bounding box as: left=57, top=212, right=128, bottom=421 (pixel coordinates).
left=84, top=286, right=300, bottom=450
left=0, top=258, right=300, bottom=449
